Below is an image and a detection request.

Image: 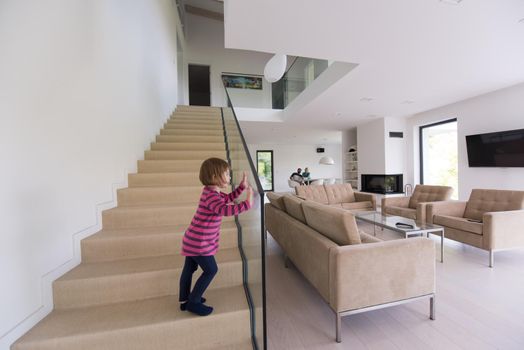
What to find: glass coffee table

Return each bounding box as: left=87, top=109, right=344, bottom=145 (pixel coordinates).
left=355, top=211, right=444, bottom=262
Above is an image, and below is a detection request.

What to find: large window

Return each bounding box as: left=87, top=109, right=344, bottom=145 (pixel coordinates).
left=420, top=119, right=458, bottom=199
left=256, top=150, right=274, bottom=192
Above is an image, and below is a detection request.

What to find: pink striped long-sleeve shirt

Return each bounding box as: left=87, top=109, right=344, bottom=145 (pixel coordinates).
left=181, top=185, right=251, bottom=256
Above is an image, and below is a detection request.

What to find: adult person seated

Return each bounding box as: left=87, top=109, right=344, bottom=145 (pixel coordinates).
left=302, top=167, right=311, bottom=185
left=289, top=168, right=304, bottom=185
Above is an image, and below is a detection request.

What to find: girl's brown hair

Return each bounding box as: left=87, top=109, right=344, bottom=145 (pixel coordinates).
left=199, top=158, right=230, bottom=186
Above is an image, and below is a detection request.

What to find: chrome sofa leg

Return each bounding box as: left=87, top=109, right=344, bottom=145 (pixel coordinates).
left=336, top=312, right=341, bottom=343
left=489, top=250, right=494, bottom=268
left=430, top=295, right=435, bottom=320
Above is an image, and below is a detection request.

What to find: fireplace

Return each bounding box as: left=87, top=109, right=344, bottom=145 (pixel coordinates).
left=361, top=174, right=403, bottom=194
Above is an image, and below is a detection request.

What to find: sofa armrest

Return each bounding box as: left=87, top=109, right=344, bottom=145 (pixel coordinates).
left=354, top=191, right=376, bottom=210
left=425, top=201, right=467, bottom=224
left=381, top=196, right=410, bottom=214
left=329, top=238, right=435, bottom=313
left=483, top=209, right=524, bottom=250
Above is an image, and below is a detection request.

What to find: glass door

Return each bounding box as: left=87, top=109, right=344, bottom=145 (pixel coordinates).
left=420, top=119, right=458, bottom=199
left=256, top=150, right=274, bottom=192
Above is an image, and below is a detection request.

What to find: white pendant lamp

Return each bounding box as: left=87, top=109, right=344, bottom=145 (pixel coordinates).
left=319, top=156, right=335, bottom=165
left=264, top=53, right=287, bottom=83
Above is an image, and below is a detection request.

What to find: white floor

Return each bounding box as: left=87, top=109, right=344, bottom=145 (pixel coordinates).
left=265, top=222, right=524, bottom=350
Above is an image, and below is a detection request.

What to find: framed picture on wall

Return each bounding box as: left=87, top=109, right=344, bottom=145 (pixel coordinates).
left=222, top=74, right=263, bottom=90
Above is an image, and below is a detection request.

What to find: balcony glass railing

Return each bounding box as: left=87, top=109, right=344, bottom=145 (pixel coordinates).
left=221, top=85, right=266, bottom=349
left=272, top=56, right=329, bottom=109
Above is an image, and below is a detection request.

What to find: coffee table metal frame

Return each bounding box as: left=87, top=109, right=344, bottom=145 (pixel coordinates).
left=355, top=211, right=444, bottom=263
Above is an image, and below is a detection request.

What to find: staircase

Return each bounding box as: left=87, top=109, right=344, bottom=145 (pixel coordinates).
left=12, top=106, right=253, bottom=350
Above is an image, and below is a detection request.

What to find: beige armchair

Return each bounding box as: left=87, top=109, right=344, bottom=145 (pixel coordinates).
left=382, top=185, right=453, bottom=223
left=426, top=189, right=524, bottom=267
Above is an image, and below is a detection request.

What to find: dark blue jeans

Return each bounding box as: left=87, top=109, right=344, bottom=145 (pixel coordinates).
left=179, top=255, right=218, bottom=303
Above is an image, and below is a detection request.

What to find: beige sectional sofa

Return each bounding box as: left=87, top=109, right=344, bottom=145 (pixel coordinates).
left=295, top=183, right=376, bottom=212
left=382, top=185, right=453, bottom=223
left=426, top=189, right=524, bottom=267
left=265, top=192, right=436, bottom=342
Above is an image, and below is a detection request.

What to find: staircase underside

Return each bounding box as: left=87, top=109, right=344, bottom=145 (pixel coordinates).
left=12, top=106, right=253, bottom=350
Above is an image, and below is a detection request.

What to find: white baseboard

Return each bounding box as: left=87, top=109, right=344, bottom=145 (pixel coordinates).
left=0, top=173, right=130, bottom=350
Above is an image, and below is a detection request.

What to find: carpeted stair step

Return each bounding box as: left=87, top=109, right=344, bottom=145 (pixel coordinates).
left=156, top=135, right=225, bottom=143
left=102, top=203, right=238, bottom=229
left=81, top=222, right=239, bottom=262
left=150, top=142, right=225, bottom=151
left=53, top=248, right=243, bottom=309
left=137, top=160, right=202, bottom=173
left=12, top=286, right=250, bottom=350
left=128, top=172, right=201, bottom=187
left=144, top=150, right=227, bottom=161
left=116, top=186, right=230, bottom=206
left=160, top=129, right=225, bottom=136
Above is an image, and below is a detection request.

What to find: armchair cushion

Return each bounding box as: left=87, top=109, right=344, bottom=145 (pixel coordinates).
left=384, top=206, right=417, bottom=220
left=324, top=184, right=356, bottom=204
left=302, top=200, right=361, bottom=245
left=266, top=192, right=286, bottom=211
left=295, top=185, right=329, bottom=204
left=282, top=195, right=306, bottom=224
left=408, top=185, right=453, bottom=209
left=433, top=215, right=483, bottom=235
left=464, top=189, right=524, bottom=221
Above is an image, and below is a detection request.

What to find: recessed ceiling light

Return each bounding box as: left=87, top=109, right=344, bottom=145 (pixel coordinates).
left=360, top=97, right=374, bottom=102
left=439, top=0, right=462, bottom=5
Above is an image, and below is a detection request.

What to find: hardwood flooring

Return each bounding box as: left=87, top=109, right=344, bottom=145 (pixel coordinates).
left=266, top=222, right=524, bottom=349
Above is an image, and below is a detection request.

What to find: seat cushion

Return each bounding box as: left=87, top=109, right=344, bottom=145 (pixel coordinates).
left=324, top=184, right=356, bottom=204
left=266, top=192, right=286, bottom=211
left=295, top=185, right=329, bottom=204
left=464, top=189, right=524, bottom=221
left=341, top=201, right=373, bottom=211
left=433, top=215, right=483, bottom=235
left=301, top=201, right=361, bottom=245
left=282, top=195, right=306, bottom=224
left=383, top=206, right=417, bottom=220
left=408, top=185, right=453, bottom=209
left=359, top=231, right=382, bottom=244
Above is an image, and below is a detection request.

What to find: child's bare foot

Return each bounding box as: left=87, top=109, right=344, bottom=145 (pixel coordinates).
left=180, top=297, right=206, bottom=311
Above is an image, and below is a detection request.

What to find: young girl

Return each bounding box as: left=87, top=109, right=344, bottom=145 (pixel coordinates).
left=179, top=157, right=253, bottom=316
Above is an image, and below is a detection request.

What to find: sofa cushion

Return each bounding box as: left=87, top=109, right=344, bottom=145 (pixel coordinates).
left=383, top=206, right=417, bottom=220
left=324, top=184, right=356, bottom=204
left=282, top=195, right=306, bottom=224
left=302, top=201, right=361, bottom=245
left=266, top=192, right=286, bottom=211
left=433, top=215, right=483, bottom=235
left=295, top=185, right=329, bottom=204
left=408, top=185, right=453, bottom=209
left=359, top=231, right=382, bottom=244
left=463, top=189, right=524, bottom=221
left=341, top=201, right=373, bottom=211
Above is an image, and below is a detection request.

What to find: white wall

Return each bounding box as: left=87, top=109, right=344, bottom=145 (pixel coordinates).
left=384, top=117, right=407, bottom=176
left=357, top=118, right=386, bottom=175
left=185, top=14, right=273, bottom=108
left=406, top=82, right=524, bottom=200
left=0, top=1, right=179, bottom=347
left=248, top=144, right=342, bottom=193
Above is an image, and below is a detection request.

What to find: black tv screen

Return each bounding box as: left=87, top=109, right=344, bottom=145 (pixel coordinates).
left=466, top=128, right=524, bottom=167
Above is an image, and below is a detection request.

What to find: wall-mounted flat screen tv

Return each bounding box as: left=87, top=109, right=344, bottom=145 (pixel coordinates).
left=466, top=128, right=524, bottom=167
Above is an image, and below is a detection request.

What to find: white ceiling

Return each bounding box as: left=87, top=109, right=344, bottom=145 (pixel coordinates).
left=238, top=121, right=342, bottom=145
left=225, top=0, right=524, bottom=131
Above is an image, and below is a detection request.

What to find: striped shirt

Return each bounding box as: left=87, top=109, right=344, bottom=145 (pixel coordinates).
left=181, top=184, right=251, bottom=256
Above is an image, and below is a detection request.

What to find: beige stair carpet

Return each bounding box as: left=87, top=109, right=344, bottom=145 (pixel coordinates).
left=12, top=106, right=253, bottom=350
